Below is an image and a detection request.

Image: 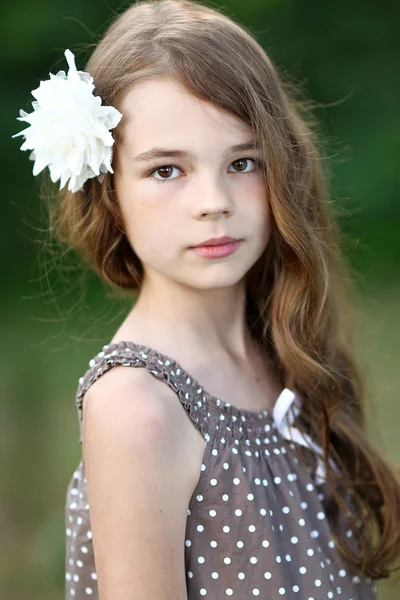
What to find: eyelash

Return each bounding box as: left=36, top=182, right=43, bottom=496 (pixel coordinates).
left=148, top=158, right=264, bottom=185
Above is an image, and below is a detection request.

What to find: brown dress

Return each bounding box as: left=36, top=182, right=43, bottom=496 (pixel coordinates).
left=65, top=340, right=378, bottom=599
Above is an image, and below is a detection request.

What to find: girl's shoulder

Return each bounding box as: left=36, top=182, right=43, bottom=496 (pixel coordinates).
left=74, top=339, right=218, bottom=445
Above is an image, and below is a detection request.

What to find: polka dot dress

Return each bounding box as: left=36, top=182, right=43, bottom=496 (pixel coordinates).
left=65, top=341, right=378, bottom=599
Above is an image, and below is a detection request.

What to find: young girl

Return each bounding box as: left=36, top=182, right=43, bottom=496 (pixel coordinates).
left=13, top=1, right=400, bottom=598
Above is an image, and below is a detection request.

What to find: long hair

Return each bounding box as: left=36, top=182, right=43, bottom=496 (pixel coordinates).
left=47, top=0, right=400, bottom=579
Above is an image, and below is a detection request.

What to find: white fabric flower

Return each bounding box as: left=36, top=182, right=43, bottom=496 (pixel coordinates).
left=12, top=49, right=123, bottom=193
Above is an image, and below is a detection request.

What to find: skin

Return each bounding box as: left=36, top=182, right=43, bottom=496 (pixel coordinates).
left=112, top=77, right=272, bottom=368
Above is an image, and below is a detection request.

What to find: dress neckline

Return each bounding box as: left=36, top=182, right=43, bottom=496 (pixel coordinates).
left=102, top=340, right=294, bottom=423
left=96, top=341, right=337, bottom=486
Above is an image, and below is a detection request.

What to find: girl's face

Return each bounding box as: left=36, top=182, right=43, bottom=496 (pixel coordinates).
left=114, top=78, right=271, bottom=292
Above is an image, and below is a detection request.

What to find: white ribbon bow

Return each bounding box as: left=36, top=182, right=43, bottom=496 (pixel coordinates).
left=273, top=388, right=341, bottom=486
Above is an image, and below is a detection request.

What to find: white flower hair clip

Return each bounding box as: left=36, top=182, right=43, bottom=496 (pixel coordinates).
left=12, top=49, right=123, bottom=193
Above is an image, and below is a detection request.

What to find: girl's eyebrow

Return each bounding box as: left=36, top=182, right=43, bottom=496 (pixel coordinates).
left=131, top=141, right=259, bottom=164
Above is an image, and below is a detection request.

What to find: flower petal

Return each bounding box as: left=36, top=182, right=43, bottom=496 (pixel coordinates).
left=13, top=48, right=123, bottom=192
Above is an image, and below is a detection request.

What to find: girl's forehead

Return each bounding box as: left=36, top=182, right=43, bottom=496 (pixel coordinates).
left=119, top=78, right=252, bottom=145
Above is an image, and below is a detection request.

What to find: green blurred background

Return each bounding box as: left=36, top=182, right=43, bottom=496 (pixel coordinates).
left=2, top=0, right=399, bottom=598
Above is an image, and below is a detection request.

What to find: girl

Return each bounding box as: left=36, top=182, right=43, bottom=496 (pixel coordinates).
left=14, top=0, right=400, bottom=598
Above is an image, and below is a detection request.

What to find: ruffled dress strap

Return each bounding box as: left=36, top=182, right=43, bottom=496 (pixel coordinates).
left=75, top=340, right=217, bottom=445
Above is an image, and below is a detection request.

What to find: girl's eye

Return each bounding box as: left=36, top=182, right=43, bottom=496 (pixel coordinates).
left=148, top=157, right=263, bottom=184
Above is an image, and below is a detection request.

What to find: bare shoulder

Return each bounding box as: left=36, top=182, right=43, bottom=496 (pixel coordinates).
left=83, top=364, right=183, bottom=438
left=82, top=363, right=204, bottom=491
left=81, top=364, right=200, bottom=599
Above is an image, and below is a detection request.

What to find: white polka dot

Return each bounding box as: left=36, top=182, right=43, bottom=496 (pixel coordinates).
left=346, top=529, right=353, bottom=538
left=237, top=540, right=244, bottom=548
left=291, top=536, right=298, bottom=544
left=238, top=572, right=245, bottom=580
left=274, top=476, right=282, bottom=484
left=209, top=509, right=216, bottom=517
left=307, top=548, right=314, bottom=556
left=262, top=540, right=270, bottom=547
left=197, top=525, right=204, bottom=532
left=85, top=588, right=93, bottom=595
left=317, top=511, right=325, bottom=520
left=222, top=494, right=229, bottom=501
left=250, top=556, right=257, bottom=564
left=339, top=568, right=347, bottom=577
left=252, top=589, right=260, bottom=596
left=293, top=585, right=299, bottom=592
left=235, top=509, right=242, bottom=516
left=224, top=557, right=231, bottom=564
left=282, top=506, right=290, bottom=514
left=315, top=579, right=322, bottom=586
left=299, top=518, right=305, bottom=526
left=247, top=493, right=254, bottom=500
left=223, top=526, right=230, bottom=533
left=299, top=566, right=307, bottom=574
left=264, top=571, right=272, bottom=579
left=210, top=478, right=218, bottom=486
left=306, top=483, right=314, bottom=491
left=226, top=589, right=233, bottom=595
left=90, top=573, right=97, bottom=580
left=200, top=589, right=207, bottom=596
left=279, top=588, right=285, bottom=595
left=248, top=525, right=256, bottom=532
left=233, top=477, right=240, bottom=485
left=198, top=556, right=205, bottom=564
left=211, top=572, right=219, bottom=579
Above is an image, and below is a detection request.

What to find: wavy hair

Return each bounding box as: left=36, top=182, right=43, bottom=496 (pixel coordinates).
left=46, top=0, right=400, bottom=580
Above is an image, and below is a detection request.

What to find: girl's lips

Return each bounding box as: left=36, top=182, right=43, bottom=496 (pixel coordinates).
left=193, top=236, right=238, bottom=246
left=189, top=239, right=241, bottom=258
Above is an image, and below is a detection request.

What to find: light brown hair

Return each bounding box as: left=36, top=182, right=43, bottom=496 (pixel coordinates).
left=47, top=0, right=400, bottom=580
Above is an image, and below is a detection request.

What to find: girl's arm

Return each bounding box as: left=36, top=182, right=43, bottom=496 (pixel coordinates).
left=82, top=366, right=193, bottom=600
